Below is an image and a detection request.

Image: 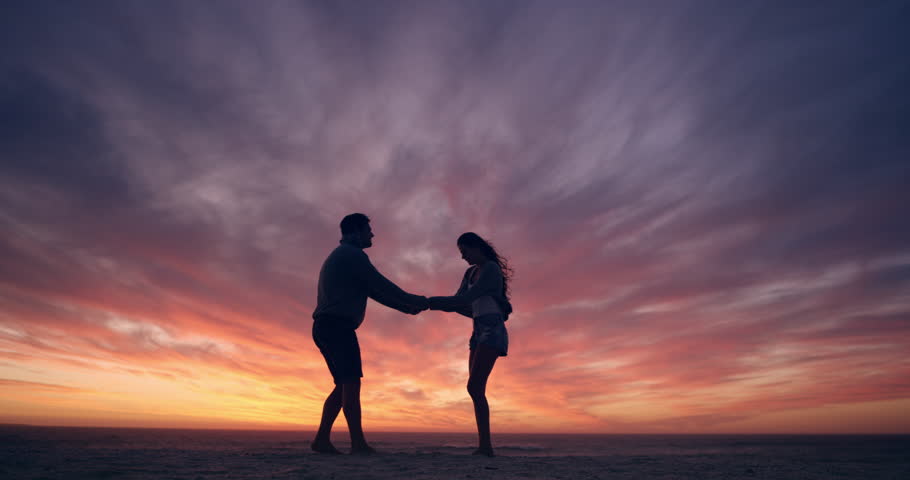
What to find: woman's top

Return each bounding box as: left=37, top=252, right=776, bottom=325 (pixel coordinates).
left=428, top=262, right=510, bottom=320
left=468, top=275, right=503, bottom=317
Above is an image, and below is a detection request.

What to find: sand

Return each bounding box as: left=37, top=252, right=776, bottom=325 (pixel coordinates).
left=3, top=426, right=907, bottom=480
left=5, top=447, right=908, bottom=479
left=235, top=450, right=905, bottom=480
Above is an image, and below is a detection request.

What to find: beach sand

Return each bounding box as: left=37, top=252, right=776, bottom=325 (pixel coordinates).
left=10, top=451, right=910, bottom=480
left=3, top=426, right=907, bottom=479
left=12, top=450, right=902, bottom=480
left=263, top=451, right=904, bottom=480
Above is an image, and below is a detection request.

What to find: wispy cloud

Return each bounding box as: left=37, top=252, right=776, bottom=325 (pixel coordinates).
left=0, top=0, right=908, bottom=432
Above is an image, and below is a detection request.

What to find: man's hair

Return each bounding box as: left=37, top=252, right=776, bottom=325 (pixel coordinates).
left=340, top=213, right=371, bottom=235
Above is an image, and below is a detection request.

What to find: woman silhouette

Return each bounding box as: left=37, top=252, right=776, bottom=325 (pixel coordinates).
left=429, top=232, right=513, bottom=457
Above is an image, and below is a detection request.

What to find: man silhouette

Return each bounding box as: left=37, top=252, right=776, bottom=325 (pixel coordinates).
left=310, top=213, right=428, bottom=454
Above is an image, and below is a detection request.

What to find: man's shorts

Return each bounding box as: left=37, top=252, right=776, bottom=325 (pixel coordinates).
left=312, top=320, right=363, bottom=385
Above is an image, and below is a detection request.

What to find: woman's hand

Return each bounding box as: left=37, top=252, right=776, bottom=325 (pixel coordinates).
left=404, top=296, right=430, bottom=314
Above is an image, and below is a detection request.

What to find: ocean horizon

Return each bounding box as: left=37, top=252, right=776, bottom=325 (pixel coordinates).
left=2, top=424, right=908, bottom=479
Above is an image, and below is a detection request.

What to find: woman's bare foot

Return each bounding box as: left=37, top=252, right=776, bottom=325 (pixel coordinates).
left=472, top=446, right=495, bottom=457
left=350, top=443, right=377, bottom=455
left=310, top=440, right=342, bottom=454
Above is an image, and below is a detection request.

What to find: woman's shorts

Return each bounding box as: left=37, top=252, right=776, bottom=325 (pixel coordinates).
left=469, top=313, right=508, bottom=357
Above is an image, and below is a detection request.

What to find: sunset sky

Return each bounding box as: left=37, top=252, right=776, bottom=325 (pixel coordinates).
left=1, top=1, right=908, bottom=434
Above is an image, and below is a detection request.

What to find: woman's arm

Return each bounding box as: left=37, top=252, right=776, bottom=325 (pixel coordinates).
left=428, top=263, right=502, bottom=311
left=430, top=268, right=474, bottom=317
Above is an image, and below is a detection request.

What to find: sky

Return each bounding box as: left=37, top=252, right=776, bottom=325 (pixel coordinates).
left=1, top=0, right=908, bottom=434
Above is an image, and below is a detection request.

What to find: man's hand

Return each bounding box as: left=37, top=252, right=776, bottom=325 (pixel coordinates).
left=403, top=296, right=429, bottom=315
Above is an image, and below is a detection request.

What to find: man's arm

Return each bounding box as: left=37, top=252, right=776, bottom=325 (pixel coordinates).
left=371, top=288, right=428, bottom=314
left=358, top=253, right=428, bottom=313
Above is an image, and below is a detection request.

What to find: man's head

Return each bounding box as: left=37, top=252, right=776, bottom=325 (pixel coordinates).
left=340, top=213, right=373, bottom=248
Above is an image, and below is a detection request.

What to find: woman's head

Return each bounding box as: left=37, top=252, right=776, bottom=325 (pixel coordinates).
left=457, top=232, right=513, bottom=299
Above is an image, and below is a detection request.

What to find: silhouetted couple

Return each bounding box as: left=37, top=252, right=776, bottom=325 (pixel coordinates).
left=310, top=213, right=513, bottom=457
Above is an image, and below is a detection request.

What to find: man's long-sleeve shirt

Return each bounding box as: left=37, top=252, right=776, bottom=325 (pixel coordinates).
left=312, top=241, right=423, bottom=329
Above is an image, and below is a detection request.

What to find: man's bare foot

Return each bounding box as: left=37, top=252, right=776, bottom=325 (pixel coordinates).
left=310, top=440, right=342, bottom=454
left=472, top=447, right=495, bottom=457
left=350, top=444, right=377, bottom=455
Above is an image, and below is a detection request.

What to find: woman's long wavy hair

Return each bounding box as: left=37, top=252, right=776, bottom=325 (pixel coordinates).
left=457, top=232, right=514, bottom=300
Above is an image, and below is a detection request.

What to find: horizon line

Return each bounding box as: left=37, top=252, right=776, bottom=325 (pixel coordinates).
left=2, top=423, right=907, bottom=436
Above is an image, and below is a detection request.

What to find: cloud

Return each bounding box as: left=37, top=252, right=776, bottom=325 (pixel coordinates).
left=0, top=0, right=908, bottom=432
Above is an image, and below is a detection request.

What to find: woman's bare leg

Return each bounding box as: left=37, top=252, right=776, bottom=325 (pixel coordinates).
left=467, top=344, right=498, bottom=456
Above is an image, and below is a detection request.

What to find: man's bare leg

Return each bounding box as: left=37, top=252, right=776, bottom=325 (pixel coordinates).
left=311, top=385, right=343, bottom=454
left=342, top=380, right=376, bottom=454
left=467, top=345, right=498, bottom=457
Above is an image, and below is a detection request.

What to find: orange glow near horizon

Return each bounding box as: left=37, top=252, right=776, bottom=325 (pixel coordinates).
left=3, top=263, right=909, bottom=434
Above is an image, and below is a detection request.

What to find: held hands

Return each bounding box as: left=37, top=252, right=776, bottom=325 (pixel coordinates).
left=403, top=296, right=430, bottom=315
